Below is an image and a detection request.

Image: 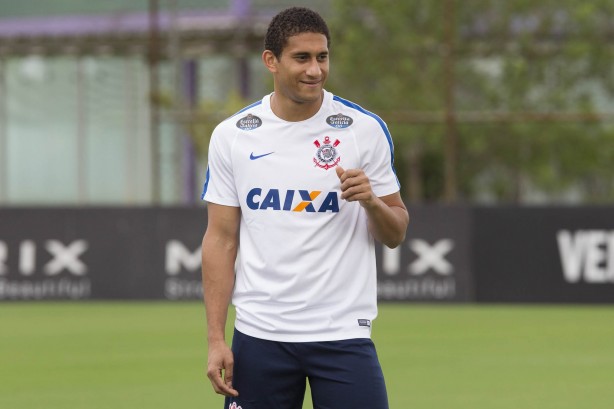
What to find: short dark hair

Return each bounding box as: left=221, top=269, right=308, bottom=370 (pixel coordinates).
left=264, top=7, right=330, bottom=59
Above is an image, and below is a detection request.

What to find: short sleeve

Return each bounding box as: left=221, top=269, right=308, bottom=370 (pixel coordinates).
left=360, top=117, right=400, bottom=198
left=201, top=125, right=240, bottom=206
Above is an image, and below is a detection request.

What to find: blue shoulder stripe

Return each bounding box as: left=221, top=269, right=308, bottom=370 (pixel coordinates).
left=200, top=165, right=211, bottom=200
left=332, top=96, right=400, bottom=187
left=231, top=99, right=263, bottom=118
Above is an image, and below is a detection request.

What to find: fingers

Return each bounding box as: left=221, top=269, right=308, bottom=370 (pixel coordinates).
left=224, top=366, right=235, bottom=394
left=336, top=166, right=374, bottom=203
left=207, top=365, right=239, bottom=397
left=207, top=353, right=239, bottom=397
left=336, top=166, right=365, bottom=184
left=335, top=165, right=345, bottom=180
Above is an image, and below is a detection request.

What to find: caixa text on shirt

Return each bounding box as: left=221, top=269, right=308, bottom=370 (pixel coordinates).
left=246, top=188, right=339, bottom=213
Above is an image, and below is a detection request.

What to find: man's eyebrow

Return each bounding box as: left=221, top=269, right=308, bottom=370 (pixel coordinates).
left=290, top=51, right=329, bottom=56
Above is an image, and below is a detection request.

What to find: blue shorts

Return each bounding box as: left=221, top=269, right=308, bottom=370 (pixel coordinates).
left=224, top=329, right=389, bottom=409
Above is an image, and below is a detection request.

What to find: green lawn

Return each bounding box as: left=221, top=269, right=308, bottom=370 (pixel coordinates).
left=1, top=303, right=613, bottom=409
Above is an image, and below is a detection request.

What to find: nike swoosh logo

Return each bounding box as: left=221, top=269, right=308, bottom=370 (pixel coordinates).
left=250, top=152, right=274, bottom=160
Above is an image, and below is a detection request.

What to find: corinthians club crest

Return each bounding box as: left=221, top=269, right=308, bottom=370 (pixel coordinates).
left=313, top=136, right=341, bottom=170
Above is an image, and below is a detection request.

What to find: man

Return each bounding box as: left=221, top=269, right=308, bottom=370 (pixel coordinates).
left=201, top=6, right=409, bottom=409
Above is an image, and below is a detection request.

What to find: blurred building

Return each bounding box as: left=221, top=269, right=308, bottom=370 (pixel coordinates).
left=0, top=0, right=329, bottom=206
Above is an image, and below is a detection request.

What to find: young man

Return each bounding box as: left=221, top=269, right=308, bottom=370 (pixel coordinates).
left=201, top=6, right=409, bottom=409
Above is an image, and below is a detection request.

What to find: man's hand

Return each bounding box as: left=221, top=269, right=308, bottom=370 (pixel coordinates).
left=335, top=166, right=376, bottom=208
left=335, top=165, right=409, bottom=248
left=207, top=340, right=239, bottom=397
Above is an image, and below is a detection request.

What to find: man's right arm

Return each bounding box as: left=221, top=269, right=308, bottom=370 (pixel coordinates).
left=202, top=202, right=241, bottom=397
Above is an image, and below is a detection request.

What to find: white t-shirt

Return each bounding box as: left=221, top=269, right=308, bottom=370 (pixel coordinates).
left=202, top=90, right=400, bottom=342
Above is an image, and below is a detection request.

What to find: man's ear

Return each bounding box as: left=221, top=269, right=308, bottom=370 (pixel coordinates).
left=262, top=50, right=278, bottom=73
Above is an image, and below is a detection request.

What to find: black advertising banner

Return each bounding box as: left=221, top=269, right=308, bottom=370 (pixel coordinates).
left=376, top=206, right=474, bottom=302
left=474, top=207, right=614, bottom=303
left=0, top=208, right=206, bottom=301
left=0, top=207, right=474, bottom=302
left=154, top=208, right=206, bottom=301
left=2, top=206, right=613, bottom=302
left=0, top=209, right=96, bottom=300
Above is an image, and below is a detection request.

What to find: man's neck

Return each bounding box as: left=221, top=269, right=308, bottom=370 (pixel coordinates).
left=270, top=92, right=324, bottom=122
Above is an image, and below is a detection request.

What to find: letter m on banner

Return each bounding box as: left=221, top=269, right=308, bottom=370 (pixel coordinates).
left=165, top=240, right=201, bottom=275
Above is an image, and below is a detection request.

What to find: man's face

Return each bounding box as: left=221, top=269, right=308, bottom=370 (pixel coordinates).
left=271, top=32, right=329, bottom=105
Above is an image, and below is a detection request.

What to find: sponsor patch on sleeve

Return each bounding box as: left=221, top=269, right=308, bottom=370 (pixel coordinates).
left=236, top=114, right=262, bottom=130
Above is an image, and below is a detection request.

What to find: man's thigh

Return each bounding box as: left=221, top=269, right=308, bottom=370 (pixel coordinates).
left=224, top=329, right=306, bottom=409
left=302, top=338, right=389, bottom=409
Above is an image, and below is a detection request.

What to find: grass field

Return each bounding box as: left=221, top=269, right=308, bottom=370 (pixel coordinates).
left=1, top=302, right=613, bottom=409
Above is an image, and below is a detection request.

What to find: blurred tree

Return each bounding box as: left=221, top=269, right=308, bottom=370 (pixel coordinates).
left=327, top=0, right=614, bottom=203
left=188, top=90, right=252, bottom=160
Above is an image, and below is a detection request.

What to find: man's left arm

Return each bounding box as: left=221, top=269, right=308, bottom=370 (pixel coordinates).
left=336, top=166, right=409, bottom=248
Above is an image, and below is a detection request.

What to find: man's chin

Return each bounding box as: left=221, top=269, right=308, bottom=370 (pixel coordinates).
left=296, top=89, right=323, bottom=103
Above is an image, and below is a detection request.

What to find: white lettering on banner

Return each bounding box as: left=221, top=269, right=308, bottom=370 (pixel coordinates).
left=0, top=241, right=6, bottom=275
left=44, top=240, right=88, bottom=276
left=164, top=240, right=202, bottom=300
left=557, top=230, right=614, bottom=284
left=0, top=278, right=91, bottom=300
left=381, top=239, right=456, bottom=276
left=164, top=278, right=203, bottom=300
left=382, top=246, right=401, bottom=276
left=0, top=240, right=89, bottom=276
left=165, top=240, right=201, bottom=275
left=408, top=239, right=454, bottom=276
left=20, top=241, right=36, bottom=275
left=0, top=239, right=90, bottom=300
left=378, top=277, right=456, bottom=300
left=379, top=238, right=458, bottom=300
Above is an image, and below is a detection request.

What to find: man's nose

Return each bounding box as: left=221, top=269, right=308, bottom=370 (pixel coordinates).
left=306, top=58, right=322, bottom=77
